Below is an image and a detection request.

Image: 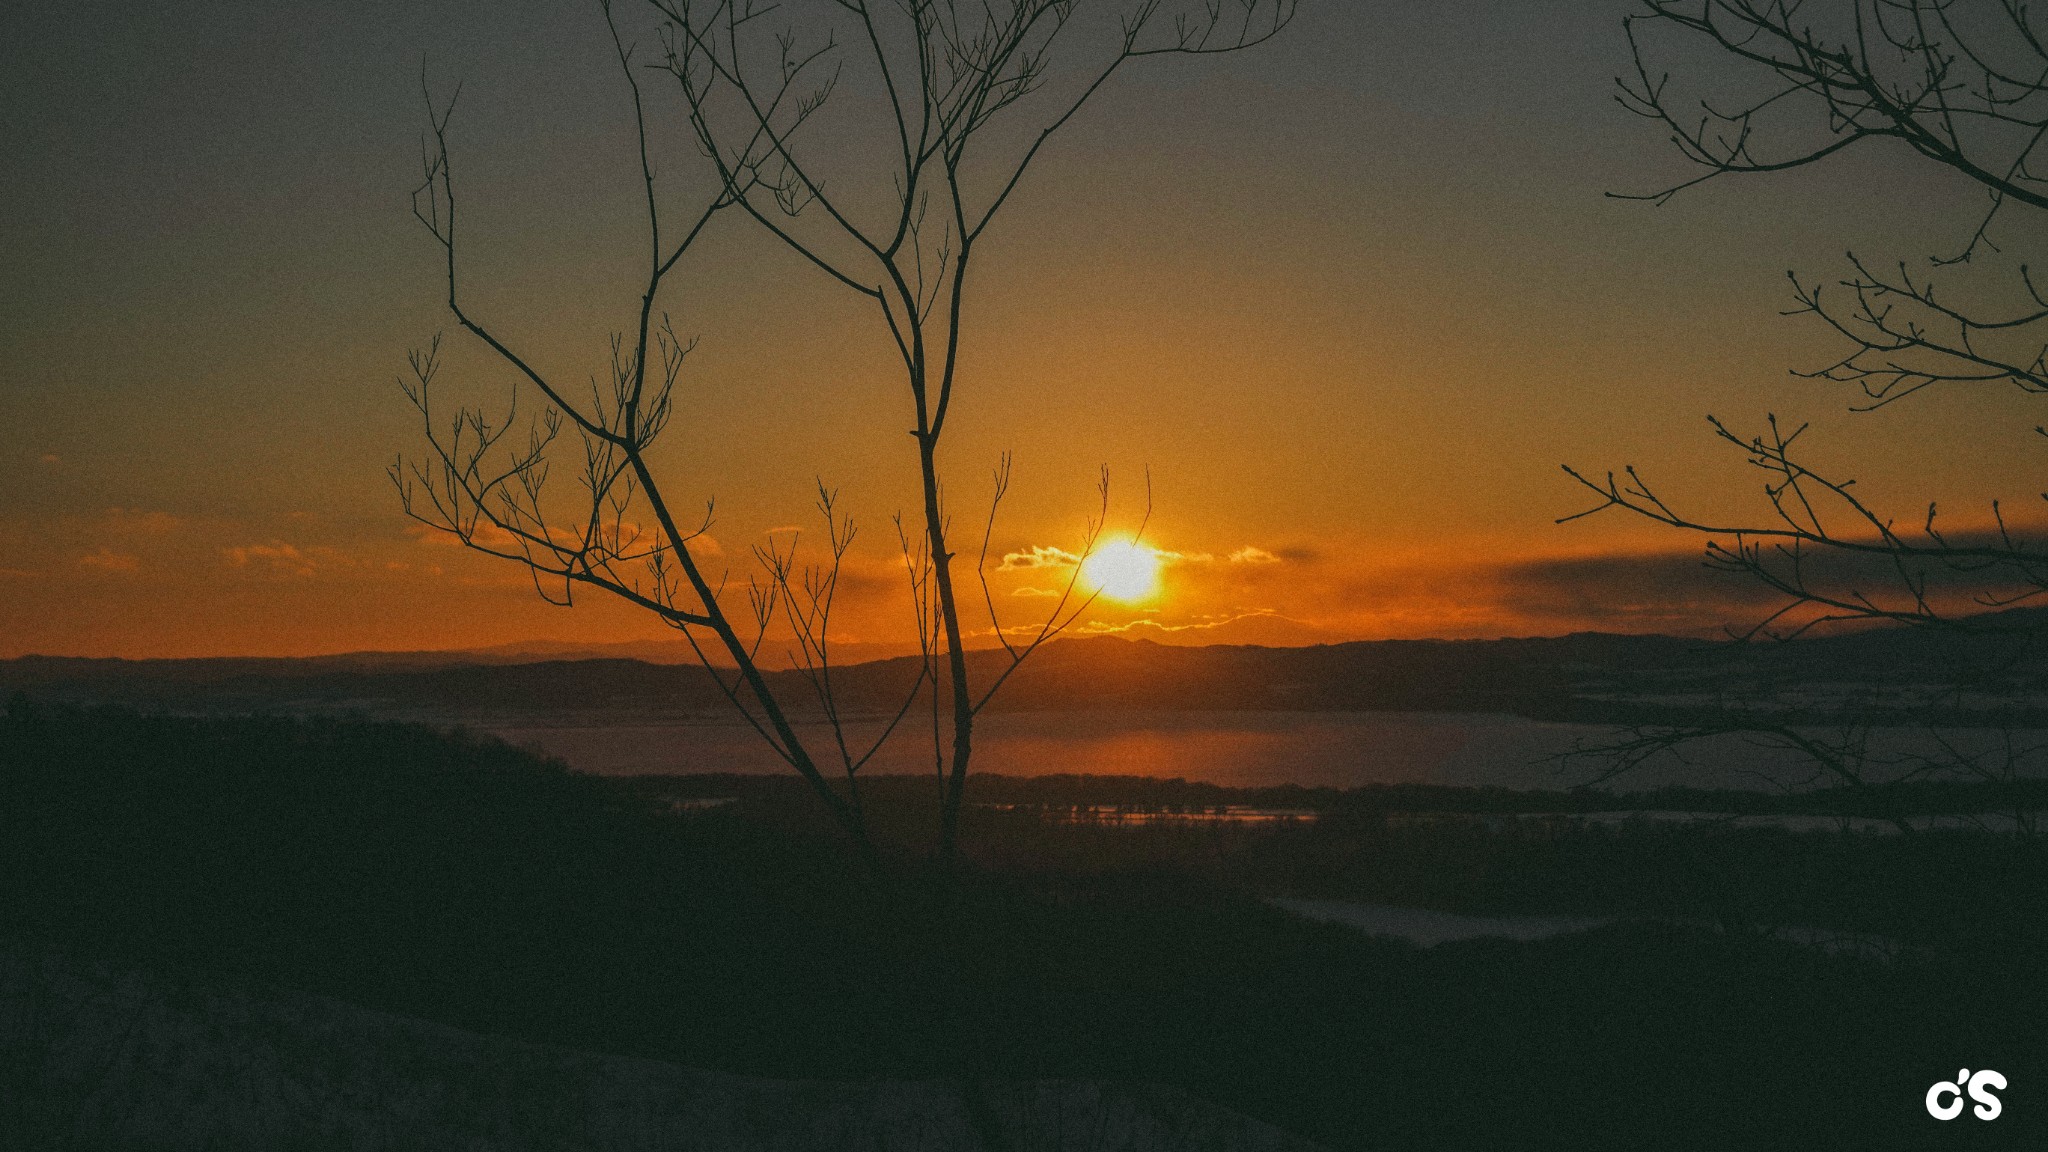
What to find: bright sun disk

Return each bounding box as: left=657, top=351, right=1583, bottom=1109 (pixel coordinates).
left=1079, top=539, right=1161, bottom=603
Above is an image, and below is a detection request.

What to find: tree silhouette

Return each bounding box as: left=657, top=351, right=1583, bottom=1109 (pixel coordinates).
left=1559, top=0, right=2048, bottom=818
left=392, top=0, right=1293, bottom=856
left=1568, top=0, right=2048, bottom=637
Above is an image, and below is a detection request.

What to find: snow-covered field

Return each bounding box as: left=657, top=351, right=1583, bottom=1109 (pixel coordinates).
left=0, top=939, right=1317, bottom=1151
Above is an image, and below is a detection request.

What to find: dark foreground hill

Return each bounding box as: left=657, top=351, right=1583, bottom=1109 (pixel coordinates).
left=3, top=938, right=1309, bottom=1152
left=3, top=705, right=2044, bottom=1149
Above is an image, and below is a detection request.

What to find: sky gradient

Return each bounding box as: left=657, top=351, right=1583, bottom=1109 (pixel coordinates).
left=3, top=0, right=2042, bottom=658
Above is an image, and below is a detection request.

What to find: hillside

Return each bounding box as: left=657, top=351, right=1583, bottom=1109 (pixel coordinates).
left=6, top=617, right=2046, bottom=724
left=1, top=937, right=1313, bottom=1151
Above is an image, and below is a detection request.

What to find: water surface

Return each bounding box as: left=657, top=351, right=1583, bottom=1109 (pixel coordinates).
left=479, top=709, right=2048, bottom=791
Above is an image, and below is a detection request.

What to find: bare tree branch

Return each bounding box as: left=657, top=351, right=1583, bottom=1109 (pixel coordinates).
left=394, top=0, right=1290, bottom=859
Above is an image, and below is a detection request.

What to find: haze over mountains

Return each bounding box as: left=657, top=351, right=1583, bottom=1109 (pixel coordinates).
left=8, top=613, right=2046, bottom=727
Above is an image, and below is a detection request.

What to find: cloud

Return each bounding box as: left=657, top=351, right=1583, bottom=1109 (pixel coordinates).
left=1488, top=535, right=2048, bottom=632
left=1493, top=551, right=1759, bottom=616
left=224, top=542, right=303, bottom=566
left=999, top=545, right=1079, bottom=571
left=1075, top=608, right=1288, bottom=635
left=406, top=521, right=519, bottom=549
left=1253, top=529, right=2048, bottom=643
left=78, top=548, right=140, bottom=572
left=984, top=538, right=1821, bottom=641
left=999, top=543, right=1215, bottom=571
left=223, top=541, right=317, bottom=578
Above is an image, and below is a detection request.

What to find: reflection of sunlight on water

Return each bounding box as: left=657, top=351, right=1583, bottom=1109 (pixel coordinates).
left=481, top=709, right=2048, bottom=791
left=987, top=729, right=1293, bottom=781
left=487, top=710, right=1487, bottom=787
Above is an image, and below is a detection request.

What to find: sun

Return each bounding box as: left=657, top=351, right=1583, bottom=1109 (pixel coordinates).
left=1079, top=538, right=1162, bottom=603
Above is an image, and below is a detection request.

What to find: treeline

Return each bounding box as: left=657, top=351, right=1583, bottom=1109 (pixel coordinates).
left=0, top=699, right=701, bottom=1033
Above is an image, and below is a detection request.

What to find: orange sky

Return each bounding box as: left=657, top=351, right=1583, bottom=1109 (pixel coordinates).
left=4, top=1, right=2043, bottom=659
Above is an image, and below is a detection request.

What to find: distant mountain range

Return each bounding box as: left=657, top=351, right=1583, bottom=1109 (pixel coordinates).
left=7, top=612, right=2047, bottom=725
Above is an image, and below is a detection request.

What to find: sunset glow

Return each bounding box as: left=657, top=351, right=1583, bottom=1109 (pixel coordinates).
left=1079, top=539, right=1162, bottom=603
left=3, top=3, right=2038, bottom=663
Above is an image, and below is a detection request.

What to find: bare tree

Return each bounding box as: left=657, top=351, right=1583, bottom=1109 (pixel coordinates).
left=1556, top=0, right=2048, bottom=820
left=392, top=0, right=1292, bottom=857
left=1568, top=0, right=2048, bottom=637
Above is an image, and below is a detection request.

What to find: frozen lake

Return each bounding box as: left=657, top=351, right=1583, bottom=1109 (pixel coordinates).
left=1264, top=897, right=1908, bottom=959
